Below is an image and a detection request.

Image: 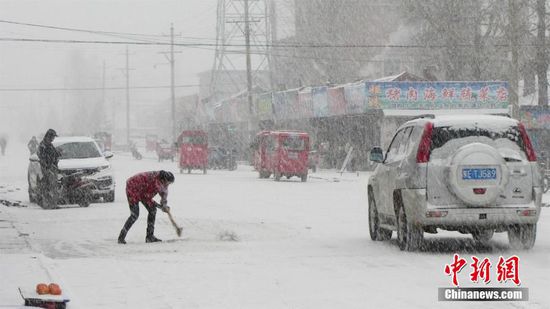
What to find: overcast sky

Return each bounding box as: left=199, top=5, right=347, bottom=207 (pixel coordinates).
left=0, top=0, right=220, bottom=138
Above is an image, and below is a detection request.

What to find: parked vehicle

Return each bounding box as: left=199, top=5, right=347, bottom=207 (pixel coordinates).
left=156, top=140, right=175, bottom=162
left=28, top=136, right=115, bottom=208
left=93, top=131, right=112, bottom=151
left=367, top=115, right=542, bottom=251
left=252, top=131, right=271, bottom=178
left=258, top=131, right=309, bottom=182
left=178, top=130, right=208, bottom=174
left=208, top=146, right=237, bottom=170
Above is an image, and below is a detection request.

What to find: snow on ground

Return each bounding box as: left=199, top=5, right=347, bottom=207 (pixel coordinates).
left=1, top=142, right=549, bottom=308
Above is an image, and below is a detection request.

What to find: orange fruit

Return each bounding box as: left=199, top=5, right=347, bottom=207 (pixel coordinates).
left=48, top=283, right=62, bottom=295
left=36, top=283, right=50, bottom=295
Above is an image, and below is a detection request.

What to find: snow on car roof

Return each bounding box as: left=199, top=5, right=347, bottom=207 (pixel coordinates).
left=431, top=114, right=517, bottom=126
left=402, top=114, right=519, bottom=131
left=53, top=136, right=96, bottom=145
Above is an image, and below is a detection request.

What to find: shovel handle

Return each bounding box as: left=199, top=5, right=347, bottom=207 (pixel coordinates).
left=166, top=209, right=182, bottom=237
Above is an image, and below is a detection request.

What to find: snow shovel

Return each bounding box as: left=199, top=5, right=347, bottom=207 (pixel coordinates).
left=166, top=208, right=183, bottom=237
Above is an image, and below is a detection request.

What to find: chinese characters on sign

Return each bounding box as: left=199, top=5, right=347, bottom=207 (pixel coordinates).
left=444, top=254, right=521, bottom=287
left=371, top=82, right=509, bottom=110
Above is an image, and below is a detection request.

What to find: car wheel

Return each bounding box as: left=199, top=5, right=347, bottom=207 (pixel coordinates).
left=508, top=224, right=536, bottom=250
left=301, top=174, right=307, bottom=182
left=274, top=171, right=281, bottom=181
left=472, top=229, right=494, bottom=245
left=368, top=190, right=392, bottom=241
left=396, top=205, right=422, bottom=251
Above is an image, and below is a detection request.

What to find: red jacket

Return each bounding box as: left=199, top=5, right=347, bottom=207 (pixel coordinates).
left=126, top=171, right=169, bottom=207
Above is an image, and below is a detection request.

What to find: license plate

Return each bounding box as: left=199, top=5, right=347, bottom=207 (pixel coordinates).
left=462, top=168, right=497, bottom=180
left=288, top=152, right=298, bottom=159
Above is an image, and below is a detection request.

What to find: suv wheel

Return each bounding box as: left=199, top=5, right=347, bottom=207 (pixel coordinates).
left=368, top=190, right=392, bottom=241
left=508, top=224, right=536, bottom=250
left=396, top=206, right=423, bottom=251
left=472, top=229, right=494, bottom=245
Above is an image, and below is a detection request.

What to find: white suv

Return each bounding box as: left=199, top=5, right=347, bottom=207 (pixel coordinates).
left=28, top=136, right=115, bottom=205
left=368, top=115, right=542, bottom=251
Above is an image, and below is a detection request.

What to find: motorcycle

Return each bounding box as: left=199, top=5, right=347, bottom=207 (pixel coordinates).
left=130, top=142, right=143, bottom=160
left=38, top=171, right=94, bottom=209
left=58, top=171, right=94, bottom=207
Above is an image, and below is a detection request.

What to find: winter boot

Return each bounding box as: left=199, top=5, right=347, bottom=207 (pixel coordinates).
left=118, top=229, right=127, bottom=244
left=145, top=235, right=162, bottom=243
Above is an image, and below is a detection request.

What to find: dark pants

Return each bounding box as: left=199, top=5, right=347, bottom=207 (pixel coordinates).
left=120, top=202, right=157, bottom=239
left=40, top=168, right=58, bottom=209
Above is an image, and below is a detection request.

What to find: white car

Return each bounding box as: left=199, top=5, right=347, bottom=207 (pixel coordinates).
left=368, top=115, right=542, bottom=251
left=28, top=136, right=115, bottom=205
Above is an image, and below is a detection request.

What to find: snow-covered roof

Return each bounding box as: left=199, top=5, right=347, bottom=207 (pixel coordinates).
left=372, top=71, right=427, bottom=82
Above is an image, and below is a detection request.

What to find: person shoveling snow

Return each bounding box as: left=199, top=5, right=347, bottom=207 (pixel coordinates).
left=118, top=170, right=178, bottom=244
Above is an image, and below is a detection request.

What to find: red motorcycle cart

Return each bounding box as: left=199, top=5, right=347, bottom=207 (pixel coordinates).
left=257, top=131, right=310, bottom=182
left=177, top=130, right=208, bottom=174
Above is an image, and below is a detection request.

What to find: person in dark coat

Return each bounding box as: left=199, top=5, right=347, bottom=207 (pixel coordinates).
left=0, top=135, right=7, bottom=156
left=118, top=170, right=175, bottom=244
left=37, top=129, right=61, bottom=208
left=28, top=136, right=39, bottom=155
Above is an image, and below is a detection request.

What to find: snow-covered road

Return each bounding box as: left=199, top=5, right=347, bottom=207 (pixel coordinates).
left=1, top=144, right=549, bottom=308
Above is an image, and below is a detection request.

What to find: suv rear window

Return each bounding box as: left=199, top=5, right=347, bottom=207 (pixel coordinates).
left=430, top=125, right=526, bottom=152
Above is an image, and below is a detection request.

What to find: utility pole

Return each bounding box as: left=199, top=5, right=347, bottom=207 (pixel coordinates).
left=101, top=60, right=106, bottom=131
left=170, top=24, right=177, bottom=142
left=125, top=45, right=131, bottom=145
left=158, top=25, right=181, bottom=142
left=508, top=0, right=520, bottom=118
left=536, top=0, right=548, bottom=107
left=244, top=0, right=253, bottom=119
left=102, top=61, right=106, bottom=107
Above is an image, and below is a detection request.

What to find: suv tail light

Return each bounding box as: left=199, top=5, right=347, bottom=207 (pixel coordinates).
left=416, top=122, right=434, bottom=163
left=518, top=123, right=537, bottom=162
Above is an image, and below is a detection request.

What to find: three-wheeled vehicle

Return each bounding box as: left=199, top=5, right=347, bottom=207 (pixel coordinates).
left=156, top=140, right=175, bottom=162
left=252, top=130, right=271, bottom=178
left=258, top=131, right=310, bottom=182
left=178, top=130, right=208, bottom=174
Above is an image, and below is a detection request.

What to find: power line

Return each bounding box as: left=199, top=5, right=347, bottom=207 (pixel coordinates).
left=0, top=19, right=218, bottom=42
left=0, top=36, right=541, bottom=48
left=0, top=85, right=200, bottom=92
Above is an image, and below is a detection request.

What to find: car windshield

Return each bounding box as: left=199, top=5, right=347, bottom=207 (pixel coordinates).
left=282, top=136, right=305, bottom=151
left=56, top=142, right=102, bottom=159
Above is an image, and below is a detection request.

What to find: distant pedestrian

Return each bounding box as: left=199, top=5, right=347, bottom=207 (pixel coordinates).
left=28, top=136, right=39, bottom=155
left=118, top=170, right=175, bottom=244
left=0, top=135, right=7, bottom=156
